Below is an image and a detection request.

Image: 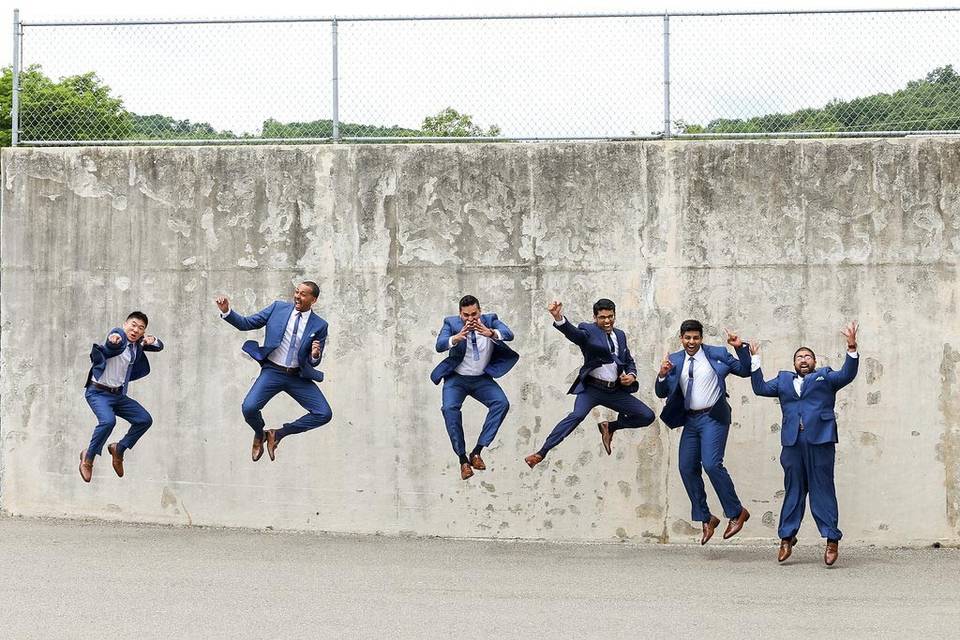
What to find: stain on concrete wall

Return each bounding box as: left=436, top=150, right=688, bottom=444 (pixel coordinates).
left=1, top=139, right=957, bottom=545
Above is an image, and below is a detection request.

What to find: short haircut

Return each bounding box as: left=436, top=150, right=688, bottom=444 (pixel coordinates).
left=126, top=311, right=149, bottom=326
left=301, top=281, right=320, bottom=298
left=794, top=347, right=816, bottom=360
left=679, top=319, right=703, bottom=336
left=593, top=298, right=616, bottom=315
left=459, top=295, right=480, bottom=309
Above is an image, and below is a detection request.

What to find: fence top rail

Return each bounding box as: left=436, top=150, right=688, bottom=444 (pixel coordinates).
left=17, top=6, right=960, bottom=27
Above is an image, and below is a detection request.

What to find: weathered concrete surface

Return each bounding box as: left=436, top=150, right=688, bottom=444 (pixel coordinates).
left=1, top=139, right=958, bottom=545
left=2, top=515, right=958, bottom=640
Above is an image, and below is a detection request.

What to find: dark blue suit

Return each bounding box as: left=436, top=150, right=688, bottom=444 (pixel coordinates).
left=655, top=344, right=751, bottom=522
left=84, top=328, right=164, bottom=458
left=431, top=313, right=518, bottom=457
left=752, top=353, right=859, bottom=540
left=538, top=319, right=654, bottom=457
left=223, top=301, right=332, bottom=439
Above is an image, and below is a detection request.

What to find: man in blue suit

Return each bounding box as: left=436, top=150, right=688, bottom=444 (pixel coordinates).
left=750, top=321, right=859, bottom=566
left=655, top=319, right=752, bottom=544
left=431, top=295, right=519, bottom=480
left=525, top=299, right=655, bottom=468
left=216, top=281, right=331, bottom=463
left=80, top=311, right=164, bottom=483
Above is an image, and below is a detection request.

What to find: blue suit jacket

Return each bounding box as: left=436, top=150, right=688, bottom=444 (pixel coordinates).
left=85, top=328, right=165, bottom=393
left=222, top=301, right=328, bottom=382
left=752, top=354, right=859, bottom=446
left=430, top=313, right=519, bottom=385
left=554, top=319, right=639, bottom=395
left=655, top=344, right=751, bottom=428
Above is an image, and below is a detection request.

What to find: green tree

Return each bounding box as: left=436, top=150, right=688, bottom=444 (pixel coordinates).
left=421, top=107, right=501, bottom=137
left=678, top=65, right=960, bottom=135
left=1, top=65, right=133, bottom=145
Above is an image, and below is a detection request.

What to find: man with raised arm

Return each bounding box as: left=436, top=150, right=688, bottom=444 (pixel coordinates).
left=655, top=319, right=752, bottom=545
left=525, top=299, right=655, bottom=468
left=216, top=282, right=331, bottom=462
left=750, top=322, right=860, bottom=566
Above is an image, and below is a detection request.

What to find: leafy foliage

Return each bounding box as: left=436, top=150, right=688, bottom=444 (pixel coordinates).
left=678, top=65, right=960, bottom=135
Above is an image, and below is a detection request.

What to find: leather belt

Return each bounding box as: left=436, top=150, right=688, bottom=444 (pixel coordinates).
left=585, top=376, right=618, bottom=391
left=90, top=382, right=123, bottom=395
left=686, top=407, right=712, bottom=416
left=263, top=360, right=301, bottom=375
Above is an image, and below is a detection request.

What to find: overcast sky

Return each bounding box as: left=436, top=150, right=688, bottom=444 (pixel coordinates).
left=6, top=1, right=959, bottom=138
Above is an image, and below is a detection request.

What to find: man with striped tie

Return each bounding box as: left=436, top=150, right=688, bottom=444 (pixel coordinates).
left=80, top=311, right=164, bottom=482
left=431, top=295, right=519, bottom=480
left=216, top=282, right=331, bottom=463
left=655, top=320, right=752, bottom=545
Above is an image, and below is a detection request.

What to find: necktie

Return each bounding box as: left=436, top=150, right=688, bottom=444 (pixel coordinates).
left=607, top=333, right=616, bottom=354
left=123, top=343, right=137, bottom=390
left=469, top=331, right=480, bottom=361
left=285, top=312, right=302, bottom=367
left=684, top=356, right=695, bottom=410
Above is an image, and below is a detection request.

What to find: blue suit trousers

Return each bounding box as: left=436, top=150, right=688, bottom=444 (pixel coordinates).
left=778, top=428, right=842, bottom=540
left=84, top=388, right=153, bottom=457
left=678, top=413, right=743, bottom=522
left=241, top=367, right=333, bottom=439
left=441, top=374, right=510, bottom=457
left=539, top=386, right=654, bottom=457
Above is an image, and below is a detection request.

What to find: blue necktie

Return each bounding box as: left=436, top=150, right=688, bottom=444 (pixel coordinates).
left=469, top=331, right=480, bottom=361
left=285, top=312, right=302, bottom=367
left=123, top=343, right=137, bottom=391
left=684, top=356, right=695, bottom=410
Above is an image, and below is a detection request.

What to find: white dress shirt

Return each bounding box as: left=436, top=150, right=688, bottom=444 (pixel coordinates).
left=678, top=347, right=721, bottom=410
left=750, top=351, right=859, bottom=395
left=554, top=317, right=618, bottom=382
left=450, top=329, right=503, bottom=376
left=220, top=306, right=320, bottom=367
left=94, top=338, right=136, bottom=388
left=267, top=309, right=311, bottom=367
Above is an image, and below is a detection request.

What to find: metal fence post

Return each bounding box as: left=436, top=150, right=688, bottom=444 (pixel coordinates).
left=331, top=18, right=340, bottom=142
left=12, top=8, right=21, bottom=146
left=662, top=11, right=671, bottom=139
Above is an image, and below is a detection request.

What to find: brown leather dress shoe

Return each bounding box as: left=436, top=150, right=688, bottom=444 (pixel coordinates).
left=460, top=463, right=474, bottom=480
left=524, top=453, right=544, bottom=469
left=251, top=434, right=265, bottom=462
left=78, top=450, right=93, bottom=483
left=265, top=429, right=279, bottom=461
left=723, top=507, right=751, bottom=539
left=701, top=515, right=721, bottom=545
left=824, top=541, right=839, bottom=566
left=107, top=443, right=124, bottom=478
left=470, top=454, right=486, bottom=470
left=778, top=536, right=798, bottom=562
left=598, top=421, right=613, bottom=455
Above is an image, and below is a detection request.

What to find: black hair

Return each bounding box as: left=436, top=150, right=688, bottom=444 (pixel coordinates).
left=679, top=319, right=703, bottom=336
left=126, top=311, right=148, bottom=326
left=301, top=281, right=320, bottom=298
left=593, top=299, right=616, bottom=315
left=794, top=347, right=816, bottom=360
left=459, top=295, right=480, bottom=309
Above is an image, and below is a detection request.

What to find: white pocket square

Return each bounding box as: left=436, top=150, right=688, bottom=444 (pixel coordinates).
left=815, top=376, right=825, bottom=381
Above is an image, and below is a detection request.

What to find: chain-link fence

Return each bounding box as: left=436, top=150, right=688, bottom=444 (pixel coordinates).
left=9, top=8, right=960, bottom=145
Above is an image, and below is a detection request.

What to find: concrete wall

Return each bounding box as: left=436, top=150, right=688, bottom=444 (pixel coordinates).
left=1, top=139, right=957, bottom=546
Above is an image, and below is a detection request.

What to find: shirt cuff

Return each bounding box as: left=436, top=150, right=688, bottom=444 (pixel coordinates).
left=448, top=337, right=456, bottom=349
left=750, top=355, right=762, bottom=372
left=493, top=330, right=503, bottom=340
left=847, top=351, right=859, bottom=358
left=553, top=316, right=566, bottom=326
left=220, top=309, right=230, bottom=318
